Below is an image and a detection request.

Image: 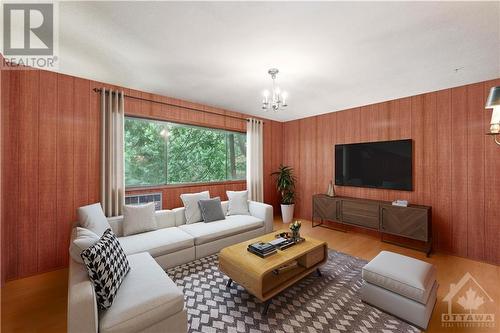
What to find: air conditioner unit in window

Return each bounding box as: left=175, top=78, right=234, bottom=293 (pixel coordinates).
left=125, top=193, right=162, bottom=210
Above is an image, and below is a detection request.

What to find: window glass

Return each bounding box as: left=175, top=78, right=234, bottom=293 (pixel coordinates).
left=125, top=117, right=247, bottom=187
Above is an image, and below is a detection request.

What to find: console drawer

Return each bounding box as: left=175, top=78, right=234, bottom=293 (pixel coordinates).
left=341, top=200, right=379, bottom=229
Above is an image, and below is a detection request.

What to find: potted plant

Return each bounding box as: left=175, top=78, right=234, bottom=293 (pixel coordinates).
left=271, top=165, right=296, bottom=223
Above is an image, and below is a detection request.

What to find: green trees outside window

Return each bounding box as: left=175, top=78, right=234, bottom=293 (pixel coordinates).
left=125, top=117, right=246, bottom=187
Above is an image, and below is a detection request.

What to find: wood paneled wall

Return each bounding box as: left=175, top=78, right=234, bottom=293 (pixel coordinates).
left=283, top=78, right=500, bottom=265
left=1, top=68, right=282, bottom=281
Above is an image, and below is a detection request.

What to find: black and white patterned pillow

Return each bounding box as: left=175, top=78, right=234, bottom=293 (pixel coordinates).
left=81, top=228, right=130, bottom=309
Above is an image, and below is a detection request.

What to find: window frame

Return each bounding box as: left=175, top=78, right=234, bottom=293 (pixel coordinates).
left=124, top=116, right=247, bottom=189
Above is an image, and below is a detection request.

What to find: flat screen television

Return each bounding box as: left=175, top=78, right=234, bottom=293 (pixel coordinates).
left=335, top=139, right=413, bottom=191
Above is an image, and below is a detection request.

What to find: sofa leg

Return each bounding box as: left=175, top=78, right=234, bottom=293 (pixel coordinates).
left=226, top=278, right=233, bottom=288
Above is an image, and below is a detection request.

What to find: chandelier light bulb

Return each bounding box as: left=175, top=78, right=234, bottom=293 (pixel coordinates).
left=282, top=91, right=288, bottom=105
left=262, top=90, right=269, bottom=105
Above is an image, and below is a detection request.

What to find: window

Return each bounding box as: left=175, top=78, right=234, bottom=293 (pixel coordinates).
left=125, top=117, right=246, bottom=187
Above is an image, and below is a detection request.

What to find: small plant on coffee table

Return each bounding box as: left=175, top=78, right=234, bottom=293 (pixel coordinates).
left=290, top=220, right=301, bottom=240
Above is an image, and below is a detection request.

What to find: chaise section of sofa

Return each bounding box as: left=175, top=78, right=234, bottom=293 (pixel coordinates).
left=98, top=253, right=187, bottom=333
left=68, top=250, right=187, bottom=333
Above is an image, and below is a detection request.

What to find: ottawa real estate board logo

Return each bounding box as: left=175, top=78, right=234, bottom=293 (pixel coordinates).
left=2, top=2, right=59, bottom=69
left=442, top=272, right=495, bottom=329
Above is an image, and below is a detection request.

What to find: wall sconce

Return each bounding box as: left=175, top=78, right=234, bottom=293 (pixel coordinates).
left=485, top=86, right=500, bottom=146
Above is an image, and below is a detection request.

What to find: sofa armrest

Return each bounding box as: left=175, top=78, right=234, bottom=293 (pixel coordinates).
left=68, top=258, right=98, bottom=333
left=68, top=228, right=98, bottom=333
left=249, top=201, right=274, bottom=233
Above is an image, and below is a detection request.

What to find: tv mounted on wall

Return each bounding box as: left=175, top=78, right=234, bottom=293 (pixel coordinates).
left=335, top=139, right=413, bottom=191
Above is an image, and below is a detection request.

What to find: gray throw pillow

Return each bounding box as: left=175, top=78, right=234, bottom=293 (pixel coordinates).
left=198, top=197, right=226, bottom=223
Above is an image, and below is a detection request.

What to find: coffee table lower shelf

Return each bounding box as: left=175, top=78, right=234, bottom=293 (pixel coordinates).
left=225, top=267, right=323, bottom=315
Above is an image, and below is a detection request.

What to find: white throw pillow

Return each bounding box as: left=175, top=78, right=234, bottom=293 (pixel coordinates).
left=122, top=202, right=157, bottom=236
left=226, top=190, right=250, bottom=215
left=180, top=191, right=210, bottom=224
left=69, top=227, right=100, bottom=264
left=77, top=203, right=111, bottom=237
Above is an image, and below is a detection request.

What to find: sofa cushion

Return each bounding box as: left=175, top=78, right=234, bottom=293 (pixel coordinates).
left=180, top=191, right=210, bottom=224
left=69, top=227, right=100, bottom=264
left=199, top=197, right=226, bottom=223
left=179, top=215, right=264, bottom=245
left=122, top=203, right=157, bottom=236
left=362, top=251, right=437, bottom=304
left=78, top=203, right=112, bottom=237
left=118, top=227, right=194, bottom=258
left=99, top=252, right=185, bottom=333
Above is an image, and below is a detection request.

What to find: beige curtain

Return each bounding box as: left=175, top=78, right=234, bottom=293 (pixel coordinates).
left=246, top=118, right=264, bottom=202
left=100, top=88, right=125, bottom=217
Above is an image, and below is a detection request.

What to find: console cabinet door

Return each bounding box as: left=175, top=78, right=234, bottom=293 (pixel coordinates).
left=380, top=205, right=428, bottom=241
left=341, top=200, right=379, bottom=229
left=313, top=196, right=340, bottom=221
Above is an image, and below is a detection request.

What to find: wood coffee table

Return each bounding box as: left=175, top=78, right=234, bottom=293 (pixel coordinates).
left=218, top=230, right=328, bottom=315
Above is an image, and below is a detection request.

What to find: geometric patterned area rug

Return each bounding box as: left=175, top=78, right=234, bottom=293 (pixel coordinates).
left=166, top=250, right=420, bottom=333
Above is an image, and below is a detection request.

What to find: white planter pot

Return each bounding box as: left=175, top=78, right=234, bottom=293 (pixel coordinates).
left=281, top=204, right=295, bottom=224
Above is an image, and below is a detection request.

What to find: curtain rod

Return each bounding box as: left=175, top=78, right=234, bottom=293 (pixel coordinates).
left=93, top=88, right=264, bottom=123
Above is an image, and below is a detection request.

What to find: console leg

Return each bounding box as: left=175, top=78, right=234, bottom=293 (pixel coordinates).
left=316, top=268, right=322, bottom=277
left=262, top=300, right=271, bottom=315
left=226, top=278, right=232, bottom=288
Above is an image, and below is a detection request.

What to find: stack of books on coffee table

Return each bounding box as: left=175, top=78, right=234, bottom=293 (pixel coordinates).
left=247, top=242, right=277, bottom=258
left=269, top=237, right=296, bottom=250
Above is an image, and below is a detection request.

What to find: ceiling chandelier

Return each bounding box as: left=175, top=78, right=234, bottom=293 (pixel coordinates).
left=262, top=68, right=288, bottom=112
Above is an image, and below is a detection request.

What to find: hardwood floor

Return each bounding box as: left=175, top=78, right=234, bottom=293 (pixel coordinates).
left=283, top=219, right=500, bottom=333
left=1, top=218, right=498, bottom=332
left=1, top=268, right=67, bottom=333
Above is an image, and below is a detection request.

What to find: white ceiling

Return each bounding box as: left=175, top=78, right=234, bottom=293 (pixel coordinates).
left=57, top=1, right=500, bottom=122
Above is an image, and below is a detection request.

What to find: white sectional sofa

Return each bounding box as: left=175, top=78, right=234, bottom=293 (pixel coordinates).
left=68, top=200, right=273, bottom=333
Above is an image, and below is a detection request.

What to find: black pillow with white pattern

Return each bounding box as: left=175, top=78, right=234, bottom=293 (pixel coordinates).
left=80, top=228, right=130, bottom=309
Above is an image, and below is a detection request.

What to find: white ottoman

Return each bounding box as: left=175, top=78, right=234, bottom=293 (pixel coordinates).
left=360, top=251, right=437, bottom=329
